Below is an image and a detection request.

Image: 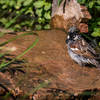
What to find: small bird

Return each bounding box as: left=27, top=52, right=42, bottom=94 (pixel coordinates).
left=66, top=26, right=100, bottom=67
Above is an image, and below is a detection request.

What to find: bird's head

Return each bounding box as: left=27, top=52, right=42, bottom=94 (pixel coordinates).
left=66, top=26, right=79, bottom=43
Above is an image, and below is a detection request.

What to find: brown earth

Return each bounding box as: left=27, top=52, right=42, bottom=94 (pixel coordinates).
left=0, top=30, right=100, bottom=100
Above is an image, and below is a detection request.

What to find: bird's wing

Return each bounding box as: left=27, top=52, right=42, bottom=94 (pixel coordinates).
left=70, top=39, right=96, bottom=59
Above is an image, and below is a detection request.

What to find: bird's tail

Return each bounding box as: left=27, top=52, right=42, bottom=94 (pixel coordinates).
left=89, top=59, right=100, bottom=68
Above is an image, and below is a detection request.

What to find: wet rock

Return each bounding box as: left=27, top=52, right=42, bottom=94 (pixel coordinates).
left=0, top=30, right=100, bottom=99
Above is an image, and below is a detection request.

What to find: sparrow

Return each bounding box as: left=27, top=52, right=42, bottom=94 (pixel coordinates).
left=66, top=26, right=100, bottom=67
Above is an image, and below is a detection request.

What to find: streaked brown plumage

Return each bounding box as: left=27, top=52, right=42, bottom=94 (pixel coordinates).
left=66, top=26, right=100, bottom=67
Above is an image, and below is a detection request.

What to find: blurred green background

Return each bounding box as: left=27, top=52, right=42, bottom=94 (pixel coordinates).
left=0, top=0, right=51, bottom=31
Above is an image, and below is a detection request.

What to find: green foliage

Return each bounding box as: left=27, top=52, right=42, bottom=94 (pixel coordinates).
left=33, top=1, right=45, bottom=8
left=77, top=0, right=100, bottom=45
left=0, top=0, right=51, bottom=31
left=91, top=27, right=100, bottom=37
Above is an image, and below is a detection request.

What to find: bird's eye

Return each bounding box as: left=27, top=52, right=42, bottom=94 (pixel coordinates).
left=66, top=39, right=69, bottom=43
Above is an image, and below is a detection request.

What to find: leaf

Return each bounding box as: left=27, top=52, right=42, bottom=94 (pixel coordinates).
left=91, top=28, right=100, bottom=37
left=15, top=1, right=22, bottom=9
left=9, top=1, right=16, bottom=7
left=0, top=53, right=5, bottom=58
left=25, top=7, right=34, bottom=15
left=23, top=0, right=32, bottom=6
left=15, top=0, right=24, bottom=9
left=0, top=0, right=6, bottom=4
left=89, top=1, right=94, bottom=8
left=14, top=24, right=21, bottom=29
left=33, top=1, right=45, bottom=8
left=38, top=17, right=45, bottom=24
left=97, top=1, right=100, bottom=5
left=44, top=11, right=51, bottom=20
left=35, top=25, right=42, bottom=30
left=2, top=5, right=7, bottom=9
left=94, top=28, right=100, bottom=32
left=36, top=9, right=43, bottom=17
left=92, top=32, right=100, bottom=37
left=44, top=24, right=50, bottom=29
left=44, top=2, right=51, bottom=11
left=95, top=6, right=100, bottom=11
left=5, top=17, right=17, bottom=28
left=0, top=18, right=8, bottom=25
left=99, top=42, right=100, bottom=46
left=97, top=21, right=100, bottom=25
